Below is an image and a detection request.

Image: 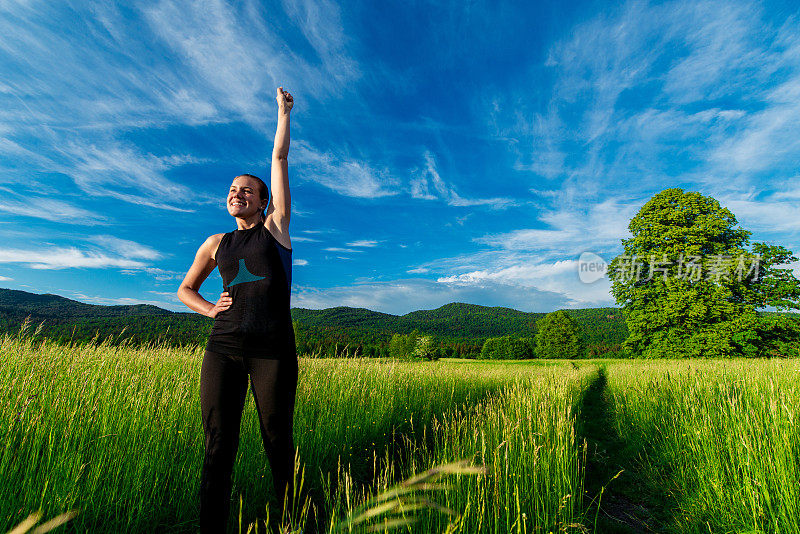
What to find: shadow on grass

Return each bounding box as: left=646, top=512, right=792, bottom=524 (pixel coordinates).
left=576, top=366, right=674, bottom=534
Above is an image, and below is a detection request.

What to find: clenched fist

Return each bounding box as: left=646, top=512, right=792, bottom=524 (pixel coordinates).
left=276, top=86, right=293, bottom=113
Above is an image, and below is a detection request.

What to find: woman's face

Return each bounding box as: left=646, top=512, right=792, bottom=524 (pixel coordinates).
left=227, top=176, right=266, bottom=218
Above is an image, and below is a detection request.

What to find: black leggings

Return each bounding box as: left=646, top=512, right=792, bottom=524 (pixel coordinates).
left=199, top=348, right=298, bottom=533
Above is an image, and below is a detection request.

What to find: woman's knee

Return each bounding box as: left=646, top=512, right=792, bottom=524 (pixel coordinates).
left=203, top=426, right=241, bottom=467
left=259, top=411, right=293, bottom=445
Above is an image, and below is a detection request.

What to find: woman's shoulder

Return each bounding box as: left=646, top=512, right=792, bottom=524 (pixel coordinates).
left=203, top=233, right=226, bottom=263
left=205, top=232, right=226, bottom=246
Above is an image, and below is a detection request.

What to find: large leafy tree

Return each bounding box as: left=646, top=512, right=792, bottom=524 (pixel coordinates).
left=535, top=310, right=585, bottom=359
left=609, top=188, right=800, bottom=358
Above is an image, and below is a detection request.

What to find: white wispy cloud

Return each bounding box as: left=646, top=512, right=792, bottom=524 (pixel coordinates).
left=0, top=0, right=363, bottom=219
left=717, top=195, right=800, bottom=234
left=279, top=0, right=360, bottom=89
left=473, top=196, right=638, bottom=255
left=142, top=0, right=361, bottom=129
left=0, top=235, right=166, bottom=271
left=146, top=267, right=185, bottom=281
left=55, top=141, right=206, bottom=211
left=293, top=259, right=309, bottom=266
left=141, top=0, right=276, bottom=129
left=487, top=0, right=800, bottom=188
left=480, top=0, right=800, bottom=279
left=292, top=140, right=398, bottom=198
left=323, top=247, right=363, bottom=253
left=410, top=151, right=516, bottom=209
left=436, top=258, right=614, bottom=308
left=346, top=240, right=379, bottom=247
left=85, top=235, right=163, bottom=260
left=710, top=76, right=800, bottom=175
left=0, top=192, right=109, bottom=225
left=0, top=246, right=148, bottom=270
left=64, top=290, right=175, bottom=308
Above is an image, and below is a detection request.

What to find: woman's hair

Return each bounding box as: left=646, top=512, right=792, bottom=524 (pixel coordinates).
left=235, top=173, right=269, bottom=201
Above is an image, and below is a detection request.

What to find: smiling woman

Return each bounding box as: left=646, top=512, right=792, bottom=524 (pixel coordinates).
left=176, top=87, right=297, bottom=533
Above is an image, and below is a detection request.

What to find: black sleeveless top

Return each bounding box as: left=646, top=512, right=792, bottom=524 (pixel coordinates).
left=206, top=220, right=296, bottom=359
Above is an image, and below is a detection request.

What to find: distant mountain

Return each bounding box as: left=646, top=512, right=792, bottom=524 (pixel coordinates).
left=0, top=288, right=174, bottom=320
left=401, top=302, right=538, bottom=338
left=291, top=306, right=401, bottom=330
left=0, top=288, right=627, bottom=353
left=293, top=301, right=625, bottom=342
left=0, top=288, right=208, bottom=347
left=4, top=288, right=794, bottom=358
left=291, top=302, right=538, bottom=337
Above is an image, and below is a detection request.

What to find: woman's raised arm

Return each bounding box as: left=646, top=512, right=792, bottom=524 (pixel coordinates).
left=269, top=87, right=293, bottom=229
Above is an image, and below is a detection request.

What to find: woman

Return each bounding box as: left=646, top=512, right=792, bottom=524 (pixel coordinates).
left=177, top=87, right=296, bottom=533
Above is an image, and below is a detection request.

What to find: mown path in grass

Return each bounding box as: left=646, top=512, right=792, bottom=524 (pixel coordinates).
left=576, top=366, right=672, bottom=534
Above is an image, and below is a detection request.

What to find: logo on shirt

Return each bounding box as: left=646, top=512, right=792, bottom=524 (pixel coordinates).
left=228, top=258, right=265, bottom=287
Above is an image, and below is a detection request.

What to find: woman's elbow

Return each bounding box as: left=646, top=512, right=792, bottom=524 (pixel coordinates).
left=177, top=285, right=193, bottom=303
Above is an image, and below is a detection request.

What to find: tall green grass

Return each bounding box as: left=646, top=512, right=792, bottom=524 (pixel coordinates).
left=0, top=330, right=590, bottom=533
left=605, top=360, right=800, bottom=533
left=11, top=324, right=796, bottom=534
left=314, top=365, right=593, bottom=533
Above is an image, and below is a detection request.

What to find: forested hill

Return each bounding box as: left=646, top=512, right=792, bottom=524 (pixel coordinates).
left=291, top=302, right=624, bottom=342
left=0, top=288, right=173, bottom=320
left=0, top=288, right=627, bottom=353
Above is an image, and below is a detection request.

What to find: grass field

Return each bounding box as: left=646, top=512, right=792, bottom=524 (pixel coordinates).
left=598, top=360, right=800, bottom=533
left=1, top=330, right=798, bottom=533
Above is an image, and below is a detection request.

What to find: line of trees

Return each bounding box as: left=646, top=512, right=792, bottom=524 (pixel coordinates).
left=477, top=310, right=589, bottom=360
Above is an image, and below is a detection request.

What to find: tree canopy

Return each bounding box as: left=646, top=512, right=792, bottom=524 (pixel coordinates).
left=534, top=310, right=585, bottom=359
left=608, top=188, right=800, bottom=358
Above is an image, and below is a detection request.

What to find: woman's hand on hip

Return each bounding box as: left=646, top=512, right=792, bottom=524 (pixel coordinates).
left=206, top=291, right=232, bottom=318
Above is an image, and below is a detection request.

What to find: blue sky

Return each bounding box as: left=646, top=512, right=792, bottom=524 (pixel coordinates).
left=1, top=0, right=799, bottom=315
